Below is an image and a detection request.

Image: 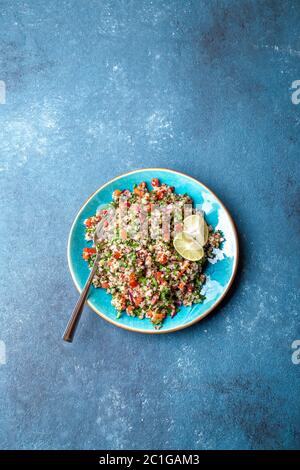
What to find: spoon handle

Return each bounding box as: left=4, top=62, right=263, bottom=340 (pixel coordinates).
left=63, top=253, right=101, bottom=342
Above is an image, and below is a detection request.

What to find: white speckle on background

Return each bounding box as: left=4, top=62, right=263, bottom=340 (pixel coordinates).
left=0, top=99, right=63, bottom=171
left=195, top=430, right=216, bottom=450
left=254, top=43, right=300, bottom=58
left=95, top=386, right=132, bottom=449
left=0, top=80, right=6, bottom=104
left=0, top=340, right=6, bottom=365
left=0, top=163, right=9, bottom=172
left=176, top=344, right=200, bottom=379
left=146, top=110, right=174, bottom=144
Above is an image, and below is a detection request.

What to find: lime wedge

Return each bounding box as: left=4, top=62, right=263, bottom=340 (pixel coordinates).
left=183, top=214, right=209, bottom=246
left=173, top=232, right=204, bottom=261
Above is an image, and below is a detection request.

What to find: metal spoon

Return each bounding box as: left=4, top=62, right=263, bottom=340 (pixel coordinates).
left=63, top=218, right=108, bottom=342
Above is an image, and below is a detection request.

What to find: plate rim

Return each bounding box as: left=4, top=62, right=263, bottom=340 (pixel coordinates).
left=67, top=167, right=239, bottom=334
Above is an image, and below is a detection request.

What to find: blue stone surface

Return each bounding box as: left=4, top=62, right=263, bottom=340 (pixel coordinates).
left=0, top=0, right=299, bottom=450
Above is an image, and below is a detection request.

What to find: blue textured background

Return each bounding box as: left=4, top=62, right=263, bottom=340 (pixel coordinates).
left=0, top=0, right=299, bottom=450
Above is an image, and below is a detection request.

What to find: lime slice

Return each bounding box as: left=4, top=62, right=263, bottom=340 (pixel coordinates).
left=173, top=232, right=204, bottom=261
left=183, top=214, right=209, bottom=246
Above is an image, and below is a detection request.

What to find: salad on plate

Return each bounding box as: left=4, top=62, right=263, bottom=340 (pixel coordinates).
left=82, top=178, right=224, bottom=329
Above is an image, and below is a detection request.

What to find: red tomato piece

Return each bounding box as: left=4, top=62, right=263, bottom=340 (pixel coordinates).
left=151, top=178, right=160, bottom=187
left=129, top=273, right=138, bottom=288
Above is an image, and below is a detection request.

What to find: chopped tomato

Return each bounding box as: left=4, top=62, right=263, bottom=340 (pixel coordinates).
left=82, top=247, right=96, bottom=260
left=83, top=247, right=97, bottom=253
left=156, top=190, right=166, bottom=200
left=101, top=281, right=110, bottom=289
left=134, top=188, right=143, bottom=198
left=113, top=189, right=122, bottom=199
left=151, top=178, right=160, bottom=187
left=138, top=181, right=146, bottom=190
left=157, top=253, right=168, bottom=265
left=84, top=218, right=94, bottom=228
left=152, top=312, right=165, bottom=323
left=129, top=273, right=138, bottom=288
left=113, top=250, right=122, bottom=259
left=178, top=282, right=185, bottom=290
left=134, top=296, right=143, bottom=306
left=126, top=305, right=134, bottom=315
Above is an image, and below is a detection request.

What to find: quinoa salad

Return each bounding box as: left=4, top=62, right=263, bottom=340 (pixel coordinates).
left=82, top=178, right=224, bottom=329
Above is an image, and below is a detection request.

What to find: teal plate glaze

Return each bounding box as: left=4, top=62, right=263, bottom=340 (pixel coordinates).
left=67, top=169, right=239, bottom=334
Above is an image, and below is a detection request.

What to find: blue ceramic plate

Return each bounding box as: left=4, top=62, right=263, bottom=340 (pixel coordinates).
left=68, top=169, right=238, bottom=334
